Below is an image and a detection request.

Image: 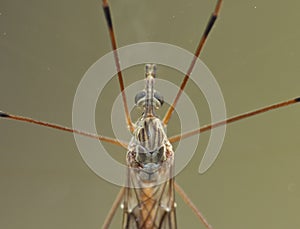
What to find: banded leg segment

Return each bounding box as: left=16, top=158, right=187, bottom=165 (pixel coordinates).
left=169, top=97, right=300, bottom=143
left=0, top=111, right=128, bottom=148
left=163, top=0, right=223, bottom=126
left=102, top=0, right=134, bottom=133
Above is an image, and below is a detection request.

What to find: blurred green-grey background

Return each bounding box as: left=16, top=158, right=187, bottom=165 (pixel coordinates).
left=0, top=0, right=299, bottom=228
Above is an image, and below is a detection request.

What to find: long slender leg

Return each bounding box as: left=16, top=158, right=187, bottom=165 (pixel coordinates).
left=0, top=111, right=128, bottom=148
left=2, top=97, right=298, bottom=147
left=169, top=97, right=300, bottom=143
left=102, top=187, right=126, bottom=229
left=174, top=182, right=213, bottom=229
left=102, top=0, right=134, bottom=133
left=163, top=0, right=223, bottom=126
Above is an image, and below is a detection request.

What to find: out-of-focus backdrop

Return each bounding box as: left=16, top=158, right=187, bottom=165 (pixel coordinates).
left=0, top=1, right=299, bottom=228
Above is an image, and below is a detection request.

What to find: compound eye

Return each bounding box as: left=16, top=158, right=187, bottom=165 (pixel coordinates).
left=135, top=90, right=146, bottom=107
left=135, top=90, right=163, bottom=109
left=154, top=91, right=164, bottom=108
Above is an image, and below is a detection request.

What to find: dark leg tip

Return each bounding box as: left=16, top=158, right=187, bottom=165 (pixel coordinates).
left=103, top=5, right=113, bottom=29
left=295, top=97, right=300, bottom=102
left=0, top=111, right=9, bottom=118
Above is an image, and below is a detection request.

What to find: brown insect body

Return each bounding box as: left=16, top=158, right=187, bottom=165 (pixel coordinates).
left=122, top=64, right=177, bottom=228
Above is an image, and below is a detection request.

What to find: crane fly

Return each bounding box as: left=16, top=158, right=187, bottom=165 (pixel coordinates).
left=1, top=0, right=299, bottom=228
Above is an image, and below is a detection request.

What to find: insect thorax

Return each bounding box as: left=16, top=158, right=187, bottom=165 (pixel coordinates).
left=126, top=116, right=174, bottom=183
